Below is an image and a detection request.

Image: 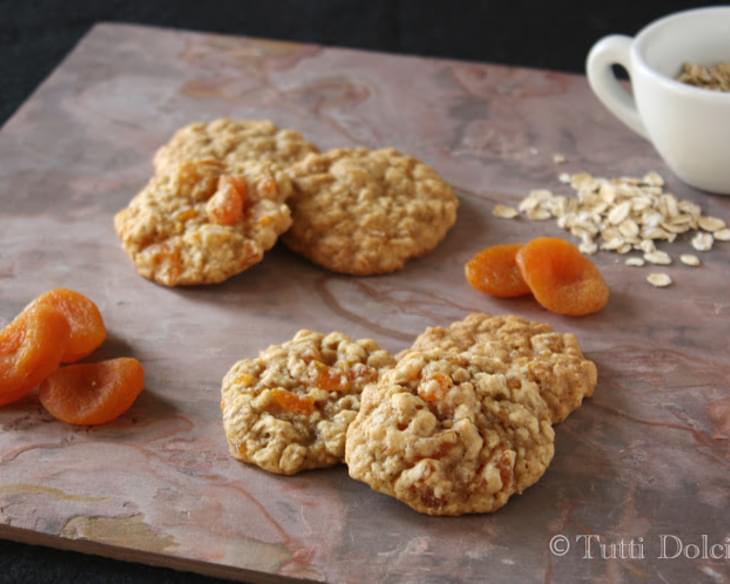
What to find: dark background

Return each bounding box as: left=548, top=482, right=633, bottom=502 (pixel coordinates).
left=0, top=0, right=723, bottom=582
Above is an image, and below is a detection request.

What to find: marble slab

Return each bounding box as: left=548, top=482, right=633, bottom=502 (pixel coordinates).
left=1, top=23, right=729, bottom=584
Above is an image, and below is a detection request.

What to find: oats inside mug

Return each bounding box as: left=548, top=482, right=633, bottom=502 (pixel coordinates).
left=677, top=62, right=730, bottom=92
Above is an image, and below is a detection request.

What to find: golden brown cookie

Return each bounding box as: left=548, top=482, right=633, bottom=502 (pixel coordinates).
left=114, top=158, right=292, bottom=286
left=406, top=313, right=597, bottom=424
left=283, top=148, right=459, bottom=275
left=345, top=349, right=555, bottom=515
left=153, top=118, right=318, bottom=172
left=221, top=330, right=395, bottom=475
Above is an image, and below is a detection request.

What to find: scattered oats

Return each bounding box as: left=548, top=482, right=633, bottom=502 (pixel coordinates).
left=644, top=250, right=672, bottom=265
left=642, top=211, right=663, bottom=228
left=660, top=193, right=679, bottom=218
left=571, top=226, right=595, bottom=239
left=513, top=170, right=728, bottom=277
left=647, top=273, right=672, bottom=287
left=714, top=228, right=730, bottom=241
left=618, top=219, right=639, bottom=238
left=531, top=189, right=553, bottom=202
left=492, top=204, right=519, bottom=219
left=678, top=200, right=701, bottom=217
left=643, top=226, right=671, bottom=240
left=519, top=190, right=551, bottom=212
left=553, top=153, right=567, bottom=164
left=670, top=213, right=693, bottom=225
left=608, top=201, right=631, bottom=225
left=601, top=227, right=621, bottom=242
left=578, top=240, right=598, bottom=255
left=691, top=232, right=714, bottom=251
left=698, top=216, right=726, bottom=232
left=601, top=238, right=624, bottom=251
left=625, top=257, right=645, bottom=267
left=662, top=221, right=690, bottom=234
left=638, top=239, right=656, bottom=254
left=526, top=208, right=551, bottom=220
left=680, top=254, right=701, bottom=266
left=643, top=172, right=664, bottom=186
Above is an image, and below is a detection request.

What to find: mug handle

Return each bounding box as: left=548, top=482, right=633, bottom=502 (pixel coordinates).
left=586, top=35, right=648, bottom=139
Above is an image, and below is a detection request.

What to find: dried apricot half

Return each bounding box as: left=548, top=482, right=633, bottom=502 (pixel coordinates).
left=206, top=175, right=246, bottom=226
left=267, top=388, right=314, bottom=415
left=0, top=386, right=37, bottom=407
left=39, top=357, right=144, bottom=425
left=0, top=304, right=70, bottom=400
left=516, top=237, right=609, bottom=316
left=24, top=288, right=106, bottom=363
left=465, top=243, right=531, bottom=298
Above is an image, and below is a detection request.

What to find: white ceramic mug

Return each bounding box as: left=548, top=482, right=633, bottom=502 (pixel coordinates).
left=586, top=7, right=730, bottom=194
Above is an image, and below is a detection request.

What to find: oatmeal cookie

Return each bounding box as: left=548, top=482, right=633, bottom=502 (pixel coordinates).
left=114, top=158, right=292, bottom=286
left=153, top=119, right=318, bottom=172
left=345, top=349, right=555, bottom=515
left=283, top=148, right=459, bottom=275
left=221, top=330, right=395, bottom=475
left=406, top=313, right=597, bottom=424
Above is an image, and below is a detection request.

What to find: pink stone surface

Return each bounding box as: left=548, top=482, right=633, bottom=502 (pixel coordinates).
left=1, top=23, right=729, bottom=584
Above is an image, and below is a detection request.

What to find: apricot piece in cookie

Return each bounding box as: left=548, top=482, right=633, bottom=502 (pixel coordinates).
left=114, top=158, right=292, bottom=286
left=283, top=148, right=459, bottom=275
left=345, top=349, right=555, bottom=516
left=220, top=330, right=395, bottom=475
left=153, top=118, right=318, bottom=172
left=406, top=313, right=597, bottom=424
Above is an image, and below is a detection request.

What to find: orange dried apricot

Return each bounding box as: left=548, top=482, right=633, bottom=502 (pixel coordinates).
left=314, top=362, right=349, bottom=392
left=39, top=357, right=145, bottom=426
left=418, top=373, right=452, bottom=403
left=24, top=288, right=106, bottom=363
left=268, top=388, right=315, bottom=415
left=313, top=362, right=377, bottom=393
left=0, top=304, right=70, bottom=400
left=206, top=175, right=246, bottom=226
left=516, top=237, right=609, bottom=316
left=0, top=386, right=35, bottom=407
left=465, top=243, right=531, bottom=298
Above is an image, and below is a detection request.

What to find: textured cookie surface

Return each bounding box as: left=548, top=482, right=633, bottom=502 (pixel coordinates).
left=345, top=350, right=555, bottom=515
left=406, top=313, right=597, bottom=424
left=153, top=118, right=318, bottom=172
left=221, top=330, right=395, bottom=475
left=114, top=158, right=292, bottom=286
left=283, top=148, right=459, bottom=275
